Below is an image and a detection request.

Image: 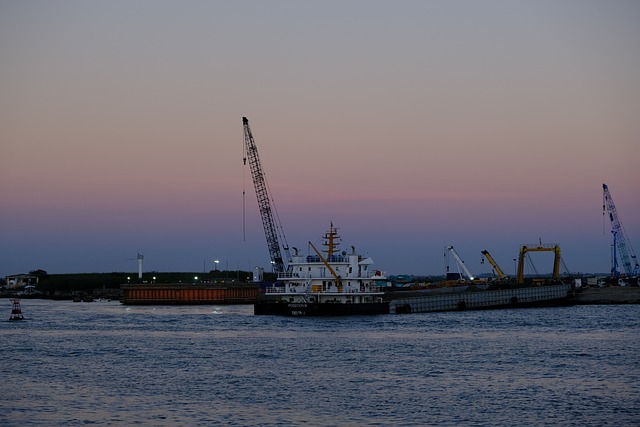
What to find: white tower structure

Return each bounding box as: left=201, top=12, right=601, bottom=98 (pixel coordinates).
left=137, top=253, right=144, bottom=279
left=253, top=267, right=264, bottom=282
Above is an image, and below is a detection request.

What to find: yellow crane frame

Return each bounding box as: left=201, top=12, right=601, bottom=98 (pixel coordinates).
left=517, top=244, right=561, bottom=284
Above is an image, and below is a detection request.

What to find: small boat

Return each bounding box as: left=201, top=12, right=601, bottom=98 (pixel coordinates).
left=254, top=223, right=390, bottom=316
left=9, top=299, right=24, bottom=320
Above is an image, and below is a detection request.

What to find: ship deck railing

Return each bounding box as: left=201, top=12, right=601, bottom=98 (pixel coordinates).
left=265, top=285, right=384, bottom=294
left=278, top=272, right=387, bottom=279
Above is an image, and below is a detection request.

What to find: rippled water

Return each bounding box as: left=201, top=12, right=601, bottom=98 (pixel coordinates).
left=1, top=300, right=639, bottom=426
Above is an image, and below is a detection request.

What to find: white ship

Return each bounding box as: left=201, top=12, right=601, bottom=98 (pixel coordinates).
left=254, top=223, right=390, bottom=316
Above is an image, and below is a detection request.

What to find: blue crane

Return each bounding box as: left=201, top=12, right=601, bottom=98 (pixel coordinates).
left=602, top=183, right=639, bottom=277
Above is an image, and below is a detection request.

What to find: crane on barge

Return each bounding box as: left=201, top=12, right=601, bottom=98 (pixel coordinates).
left=243, top=117, right=290, bottom=273
left=446, top=245, right=475, bottom=281
left=603, top=183, right=639, bottom=277
left=481, top=250, right=507, bottom=278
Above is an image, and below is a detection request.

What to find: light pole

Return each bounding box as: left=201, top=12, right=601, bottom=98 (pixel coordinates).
left=214, top=260, right=220, bottom=272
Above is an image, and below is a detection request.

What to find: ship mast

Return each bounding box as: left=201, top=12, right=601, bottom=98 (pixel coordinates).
left=322, top=222, right=340, bottom=258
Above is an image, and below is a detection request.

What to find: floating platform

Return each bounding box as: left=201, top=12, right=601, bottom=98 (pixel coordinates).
left=575, top=286, right=640, bottom=304
left=120, top=282, right=259, bottom=305
left=388, top=283, right=575, bottom=314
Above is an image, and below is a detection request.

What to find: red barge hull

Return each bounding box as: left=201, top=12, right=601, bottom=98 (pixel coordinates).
left=120, top=283, right=258, bottom=305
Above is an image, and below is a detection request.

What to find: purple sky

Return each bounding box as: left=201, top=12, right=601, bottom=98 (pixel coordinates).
left=1, top=1, right=639, bottom=278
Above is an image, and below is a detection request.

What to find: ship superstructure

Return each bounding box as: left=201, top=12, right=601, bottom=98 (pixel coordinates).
left=255, top=223, right=389, bottom=315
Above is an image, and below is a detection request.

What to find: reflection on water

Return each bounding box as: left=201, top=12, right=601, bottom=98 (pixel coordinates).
left=1, top=300, right=639, bottom=426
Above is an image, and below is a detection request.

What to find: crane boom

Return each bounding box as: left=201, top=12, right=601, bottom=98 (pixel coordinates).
left=309, top=241, right=343, bottom=292
left=481, top=250, right=506, bottom=278
left=243, top=117, right=289, bottom=273
left=603, top=183, right=639, bottom=277
left=446, top=246, right=475, bottom=281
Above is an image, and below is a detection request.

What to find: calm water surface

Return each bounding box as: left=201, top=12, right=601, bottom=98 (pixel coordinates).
left=1, top=300, right=638, bottom=426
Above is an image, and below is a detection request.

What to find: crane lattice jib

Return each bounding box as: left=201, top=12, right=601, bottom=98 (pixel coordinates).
left=603, top=183, right=639, bottom=277
left=243, top=117, right=285, bottom=273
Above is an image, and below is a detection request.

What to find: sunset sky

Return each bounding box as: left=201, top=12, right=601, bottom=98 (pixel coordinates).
left=1, top=1, right=639, bottom=278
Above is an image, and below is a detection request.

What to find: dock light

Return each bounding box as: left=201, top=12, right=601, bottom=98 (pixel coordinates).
left=214, top=260, right=220, bottom=271
left=195, top=276, right=198, bottom=281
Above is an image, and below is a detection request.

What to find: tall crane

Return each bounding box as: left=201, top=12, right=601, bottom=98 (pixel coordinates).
left=243, top=117, right=290, bottom=273
left=603, top=183, right=639, bottom=277
left=446, top=246, right=475, bottom=281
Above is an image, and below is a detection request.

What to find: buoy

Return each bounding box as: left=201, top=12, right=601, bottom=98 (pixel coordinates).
left=9, top=299, right=24, bottom=320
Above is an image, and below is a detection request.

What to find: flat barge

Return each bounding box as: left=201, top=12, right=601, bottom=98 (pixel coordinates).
left=120, top=282, right=258, bottom=305
left=389, top=283, right=575, bottom=314
left=575, top=286, right=640, bottom=304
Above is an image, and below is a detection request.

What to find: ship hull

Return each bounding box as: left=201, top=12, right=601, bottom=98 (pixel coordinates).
left=254, top=300, right=390, bottom=316
left=120, top=283, right=258, bottom=305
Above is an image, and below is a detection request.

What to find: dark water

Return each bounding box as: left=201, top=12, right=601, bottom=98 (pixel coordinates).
left=1, top=300, right=639, bottom=426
